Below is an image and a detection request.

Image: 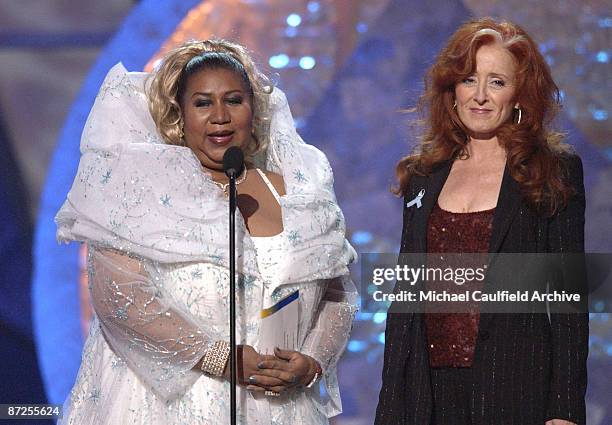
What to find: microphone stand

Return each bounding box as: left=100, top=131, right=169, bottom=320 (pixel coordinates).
left=228, top=171, right=237, bottom=425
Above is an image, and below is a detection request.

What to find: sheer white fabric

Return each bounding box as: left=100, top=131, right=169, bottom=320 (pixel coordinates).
left=56, top=63, right=357, bottom=424
left=88, top=248, right=211, bottom=400
left=300, top=276, right=359, bottom=411
left=251, top=233, right=359, bottom=417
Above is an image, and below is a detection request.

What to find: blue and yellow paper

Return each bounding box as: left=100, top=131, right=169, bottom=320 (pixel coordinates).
left=258, top=290, right=299, bottom=354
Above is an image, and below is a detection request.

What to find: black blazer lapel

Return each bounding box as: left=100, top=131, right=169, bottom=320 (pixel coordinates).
left=488, top=165, right=522, bottom=254
left=408, top=162, right=452, bottom=253
left=479, top=165, right=522, bottom=331
left=407, top=161, right=521, bottom=254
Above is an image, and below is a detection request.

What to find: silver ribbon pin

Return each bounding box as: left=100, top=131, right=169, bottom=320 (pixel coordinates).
left=406, top=189, right=425, bottom=209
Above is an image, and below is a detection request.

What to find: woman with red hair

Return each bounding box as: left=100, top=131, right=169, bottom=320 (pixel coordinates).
left=375, top=18, right=587, bottom=425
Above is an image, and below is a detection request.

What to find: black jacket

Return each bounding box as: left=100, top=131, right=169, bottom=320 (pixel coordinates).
left=375, top=154, right=588, bottom=425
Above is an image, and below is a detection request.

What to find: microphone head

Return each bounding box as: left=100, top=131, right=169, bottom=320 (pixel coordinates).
left=223, top=146, right=244, bottom=177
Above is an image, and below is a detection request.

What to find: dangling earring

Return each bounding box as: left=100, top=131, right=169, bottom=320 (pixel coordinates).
left=453, top=100, right=457, bottom=109
left=515, top=107, right=522, bottom=124
left=178, top=120, right=184, bottom=140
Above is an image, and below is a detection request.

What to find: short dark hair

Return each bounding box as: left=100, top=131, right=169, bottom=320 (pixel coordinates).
left=177, top=52, right=253, bottom=103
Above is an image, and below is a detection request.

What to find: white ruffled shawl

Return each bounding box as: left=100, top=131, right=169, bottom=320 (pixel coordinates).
left=56, top=63, right=356, bottom=295
left=55, top=64, right=357, bottom=421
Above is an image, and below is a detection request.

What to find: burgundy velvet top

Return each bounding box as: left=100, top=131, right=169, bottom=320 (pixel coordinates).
left=425, top=202, right=495, bottom=368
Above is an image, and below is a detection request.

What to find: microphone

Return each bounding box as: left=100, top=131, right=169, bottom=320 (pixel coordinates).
left=223, top=146, right=244, bottom=178
left=223, top=145, right=243, bottom=425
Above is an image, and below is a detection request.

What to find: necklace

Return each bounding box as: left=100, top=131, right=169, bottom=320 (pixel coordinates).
left=212, top=168, right=248, bottom=198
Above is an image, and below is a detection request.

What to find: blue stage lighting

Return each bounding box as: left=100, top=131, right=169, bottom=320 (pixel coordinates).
left=373, top=311, right=386, bottom=324
left=351, top=230, right=373, bottom=245
left=596, top=51, right=609, bottom=63
left=347, top=340, right=367, bottom=352
left=299, top=56, right=315, bottom=69
left=269, top=54, right=290, bottom=68
left=307, top=1, right=320, bottom=13
left=286, top=13, right=302, bottom=27
left=592, top=109, right=608, bottom=121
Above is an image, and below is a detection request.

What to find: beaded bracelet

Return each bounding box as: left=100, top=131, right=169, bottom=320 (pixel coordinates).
left=200, top=341, right=230, bottom=376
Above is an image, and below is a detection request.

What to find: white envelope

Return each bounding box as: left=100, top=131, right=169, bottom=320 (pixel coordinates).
left=258, top=290, right=299, bottom=355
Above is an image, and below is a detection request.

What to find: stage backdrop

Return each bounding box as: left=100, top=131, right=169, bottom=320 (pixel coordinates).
left=33, top=1, right=611, bottom=423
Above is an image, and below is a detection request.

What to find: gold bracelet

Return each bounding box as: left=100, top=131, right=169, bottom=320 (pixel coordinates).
left=200, top=341, right=230, bottom=376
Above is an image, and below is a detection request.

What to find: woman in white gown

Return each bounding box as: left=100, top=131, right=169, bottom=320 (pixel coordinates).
left=56, top=39, right=358, bottom=424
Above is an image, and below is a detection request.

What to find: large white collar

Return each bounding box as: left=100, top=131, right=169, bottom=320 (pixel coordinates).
left=56, top=63, right=356, bottom=286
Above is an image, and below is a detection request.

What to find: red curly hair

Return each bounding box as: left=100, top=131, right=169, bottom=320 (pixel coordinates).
left=395, top=17, right=573, bottom=215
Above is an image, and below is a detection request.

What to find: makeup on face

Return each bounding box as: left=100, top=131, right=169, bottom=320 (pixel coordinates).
left=181, top=67, right=254, bottom=172
left=454, top=43, right=518, bottom=140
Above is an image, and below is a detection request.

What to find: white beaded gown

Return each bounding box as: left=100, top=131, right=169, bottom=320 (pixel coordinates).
left=56, top=63, right=358, bottom=425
